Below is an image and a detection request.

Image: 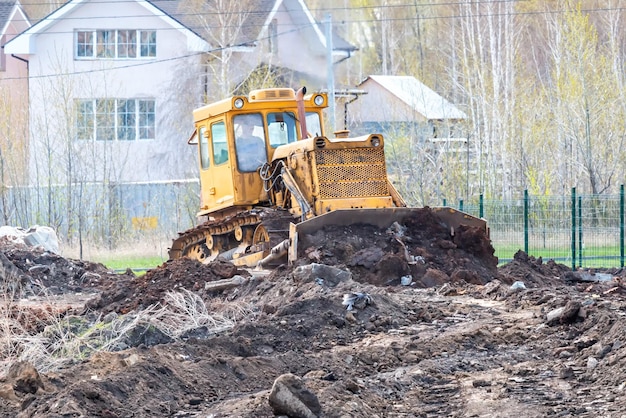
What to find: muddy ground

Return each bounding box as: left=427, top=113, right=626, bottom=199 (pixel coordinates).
left=1, top=208, right=626, bottom=417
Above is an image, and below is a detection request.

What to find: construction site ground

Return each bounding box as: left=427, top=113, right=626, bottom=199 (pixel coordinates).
left=1, top=208, right=626, bottom=417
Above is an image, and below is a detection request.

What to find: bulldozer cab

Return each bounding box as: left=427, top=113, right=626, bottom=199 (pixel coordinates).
left=189, top=88, right=327, bottom=218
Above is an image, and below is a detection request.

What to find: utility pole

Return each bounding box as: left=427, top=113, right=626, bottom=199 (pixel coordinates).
left=325, top=13, right=335, bottom=132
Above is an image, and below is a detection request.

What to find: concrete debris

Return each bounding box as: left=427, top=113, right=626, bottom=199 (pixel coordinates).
left=0, top=225, right=59, bottom=254
left=587, top=357, right=599, bottom=370
left=546, top=300, right=582, bottom=325
left=342, top=292, right=372, bottom=311
left=510, top=281, right=526, bottom=291
left=293, top=263, right=352, bottom=286
left=268, top=373, right=321, bottom=418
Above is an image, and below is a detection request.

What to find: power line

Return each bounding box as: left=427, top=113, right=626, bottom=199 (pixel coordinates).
left=2, top=1, right=624, bottom=82
left=10, top=3, right=626, bottom=36
left=0, top=22, right=315, bottom=82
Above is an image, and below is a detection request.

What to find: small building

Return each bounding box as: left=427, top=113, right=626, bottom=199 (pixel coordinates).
left=349, top=75, right=468, bottom=146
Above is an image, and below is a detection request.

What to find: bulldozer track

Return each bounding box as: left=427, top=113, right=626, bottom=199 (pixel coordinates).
left=169, top=208, right=294, bottom=265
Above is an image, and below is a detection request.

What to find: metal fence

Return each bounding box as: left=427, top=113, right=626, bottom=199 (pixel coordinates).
left=0, top=180, right=199, bottom=248
left=456, top=185, right=625, bottom=269
left=2, top=181, right=624, bottom=269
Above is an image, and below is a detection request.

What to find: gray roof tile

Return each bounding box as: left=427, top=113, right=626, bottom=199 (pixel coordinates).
left=0, top=0, right=17, bottom=34
left=148, top=0, right=355, bottom=51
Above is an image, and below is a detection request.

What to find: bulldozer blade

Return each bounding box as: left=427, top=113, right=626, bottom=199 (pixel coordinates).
left=287, top=207, right=488, bottom=264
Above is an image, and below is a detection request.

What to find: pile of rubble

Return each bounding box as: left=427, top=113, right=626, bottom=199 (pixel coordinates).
left=0, top=220, right=624, bottom=417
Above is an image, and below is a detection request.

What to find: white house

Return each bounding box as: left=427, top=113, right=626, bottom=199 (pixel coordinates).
left=0, top=0, right=30, bottom=186
left=5, top=0, right=356, bottom=186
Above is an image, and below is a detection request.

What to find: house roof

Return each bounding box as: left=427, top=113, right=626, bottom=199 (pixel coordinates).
left=0, top=0, right=29, bottom=40
left=148, top=0, right=355, bottom=53
left=0, top=1, right=16, bottom=29
left=6, top=0, right=355, bottom=56
left=5, top=0, right=210, bottom=54
left=359, top=75, right=467, bottom=120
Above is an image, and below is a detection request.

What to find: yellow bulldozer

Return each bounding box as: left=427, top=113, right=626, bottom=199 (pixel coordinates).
left=169, top=87, right=488, bottom=268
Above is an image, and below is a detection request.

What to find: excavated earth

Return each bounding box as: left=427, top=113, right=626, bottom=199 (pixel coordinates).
left=0, top=207, right=626, bottom=417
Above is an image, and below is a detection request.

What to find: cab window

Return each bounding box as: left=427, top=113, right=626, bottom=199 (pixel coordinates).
left=234, top=113, right=267, bottom=172
left=268, top=112, right=297, bottom=148
left=211, top=121, right=228, bottom=165
left=199, top=126, right=210, bottom=170
left=306, top=112, right=322, bottom=137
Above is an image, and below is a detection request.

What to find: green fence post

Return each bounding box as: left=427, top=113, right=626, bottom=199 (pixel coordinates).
left=459, top=199, right=464, bottom=212
left=479, top=194, right=484, bottom=218
left=571, top=187, right=576, bottom=271
left=619, top=184, right=624, bottom=268
left=578, top=196, right=582, bottom=268
left=524, top=190, right=529, bottom=254
left=443, top=199, right=447, bottom=206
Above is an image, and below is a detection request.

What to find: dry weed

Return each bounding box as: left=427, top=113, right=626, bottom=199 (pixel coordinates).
left=148, top=289, right=254, bottom=338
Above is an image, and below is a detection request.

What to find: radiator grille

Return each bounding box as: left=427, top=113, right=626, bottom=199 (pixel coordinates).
left=315, top=148, right=389, bottom=199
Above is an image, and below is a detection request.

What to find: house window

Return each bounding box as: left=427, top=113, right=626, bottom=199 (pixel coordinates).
left=76, top=100, right=94, bottom=140
left=117, top=30, right=137, bottom=58
left=138, top=100, right=155, bottom=140
left=117, top=100, right=135, bottom=140
left=96, top=30, right=115, bottom=58
left=76, top=30, right=156, bottom=59
left=76, top=31, right=93, bottom=57
left=76, top=98, right=156, bottom=141
left=199, top=126, right=210, bottom=170
left=140, top=31, right=157, bottom=57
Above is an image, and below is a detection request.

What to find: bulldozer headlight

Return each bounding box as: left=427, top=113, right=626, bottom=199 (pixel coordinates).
left=370, top=136, right=381, bottom=147
left=314, top=95, right=324, bottom=106
left=234, top=98, right=244, bottom=109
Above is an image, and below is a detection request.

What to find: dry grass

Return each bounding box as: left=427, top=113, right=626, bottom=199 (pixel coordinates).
left=0, top=284, right=254, bottom=374
left=147, top=289, right=255, bottom=338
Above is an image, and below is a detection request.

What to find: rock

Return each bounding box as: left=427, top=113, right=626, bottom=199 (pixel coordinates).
left=560, top=300, right=581, bottom=323
left=437, top=282, right=457, bottom=296
left=268, top=373, right=321, bottom=418
left=472, top=379, right=492, bottom=387
left=558, top=366, right=574, bottom=379
left=509, top=281, right=526, bottom=291
left=546, top=307, right=565, bottom=325
left=4, top=361, right=44, bottom=395
left=419, top=268, right=450, bottom=287
left=349, top=247, right=384, bottom=269
left=482, top=279, right=502, bottom=295
left=0, top=383, right=19, bottom=402
left=546, top=301, right=581, bottom=325
left=587, top=356, right=599, bottom=370
left=293, top=263, right=352, bottom=286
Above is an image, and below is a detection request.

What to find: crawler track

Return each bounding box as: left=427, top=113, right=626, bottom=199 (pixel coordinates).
left=169, top=208, right=295, bottom=266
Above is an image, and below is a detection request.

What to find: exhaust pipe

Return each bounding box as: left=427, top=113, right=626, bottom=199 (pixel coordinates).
left=296, top=86, right=308, bottom=139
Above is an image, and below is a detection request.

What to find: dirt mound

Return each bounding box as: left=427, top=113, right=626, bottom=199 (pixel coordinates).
left=85, top=257, right=248, bottom=314
left=299, top=208, right=498, bottom=287
left=3, top=223, right=626, bottom=417
left=498, top=250, right=574, bottom=287
left=0, top=238, right=127, bottom=296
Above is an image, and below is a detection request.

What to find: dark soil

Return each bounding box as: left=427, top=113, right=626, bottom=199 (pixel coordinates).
left=0, top=208, right=625, bottom=417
